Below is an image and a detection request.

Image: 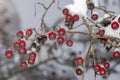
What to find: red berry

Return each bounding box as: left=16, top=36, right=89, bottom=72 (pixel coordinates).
left=19, top=40, right=26, bottom=48
left=96, top=32, right=99, bottom=36
left=100, top=38, right=107, bottom=44
left=28, top=59, right=35, bottom=65
left=111, top=21, right=119, bottom=30
left=91, top=13, right=98, bottom=20
left=104, top=61, right=110, bottom=68
left=94, top=64, right=101, bottom=72
left=118, top=17, right=120, bottom=23
left=99, top=29, right=105, bottom=36
left=113, top=51, right=120, bottom=59
left=58, top=28, right=66, bottom=36
left=48, top=32, right=56, bottom=40
left=5, top=50, right=13, bottom=58
left=26, top=29, right=33, bottom=36
left=73, top=15, right=79, bottom=21
left=14, top=41, right=20, bottom=50
left=66, top=39, right=73, bottom=47
left=76, top=68, right=83, bottom=75
left=112, top=16, right=116, bottom=20
left=18, top=48, right=27, bottom=54
left=20, top=61, right=28, bottom=69
left=62, top=8, right=69, bottom=15
left=29, top=52, right=36, bottom=60
left=16, top=30, right=24, bottom=38
left=57, top=36, right=64, bottom=44
left=76, top=57, right=84, bottom=65
left=66, top=14, right=72, bottom=21
left=100, top=67, right=106, bottom=76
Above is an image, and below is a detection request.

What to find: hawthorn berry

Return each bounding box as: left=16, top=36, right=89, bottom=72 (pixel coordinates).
left=76, top=57, right=84, bottom=65
left=29, top=52, right=36, bottom=60
left=73, top=15, right=79, bottom=22
left=118, top=17, right=120, bottom=23
left=100, top=38, right=107, bottom=44
left=26, top=29, right=33, bottom=36
left=100, top=67, right=106, bottom=76
left=16, top=30, right=24, bottom=38
left=14, top=41, right=20, bottom=50
left=76, top=68, right=83, bottom=75
left=99, top=29, right=105, bottom=36
left=58, top=28, right=66, bottom=36
left=111, top=21, right=119, bottom=30
left=48, top=32, right=56, bottom=40
left=5, top=50, right=13, bottom=58
left=19, top=40, right=26, bottom=48
left=62, top=8, right=69, bottom=15
left=112, top=16, right=116, bottom=20
left=66, top=14, right=72, bottom=21
left=57, top=36, right=64, bottom=44
left=28, top=59, right=35, bottom=65
left=66, top=39, right=73, bottom=47
left=113, top=51, right=120, bottom=59
left=18, top=48, right=27, bottom=54
left=94, top=64, right=101, bottom=72
left=91, top=13, right=98, bottom=20
left=103, top=61, right=110, bottom=68
left=20, top=61, right=28, bottom=69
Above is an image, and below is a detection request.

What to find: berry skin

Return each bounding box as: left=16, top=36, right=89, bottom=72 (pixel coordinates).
left=76, top=68, right=83, bottom=75
left=29, top=52, right=36, bottom=60
left=100, top=38, right=107, bottom=44
left=26, top=29, right=33, bottom=36
left=48, top=32, right=56, bottom=40
left=104, top=61, right=110, bottom=68
left=66, top=39, right=73, bottom=47
left=94, top=64, right=101, bottom=72
left=14, top=41, right=20, bottom=50
left=113, top=51, right=120, bottom=59
left=91, top=13, right=98, bottom=20
left=111, top=21, right=119, bottom=30
left=118, top=17, right=120, bottom=23
left=112, top=16, right=116, bottom=20
left=100, top=67, right=106, bottom=76
left=19, top=40, right=26, bottom=48
left=76, top=57, right=84, bottom=65
left=28, top=59, right=35, bottom=65
left=20, top=61, right=28, bottom=69
left=66, top=14, right=72, bottom=21
left=18, top=48, right=27, bottom=54
left=58, top=28, right=66, bottom=36
left=62, top=8, right=69, bottom=15
left=73, top=15, right=79, bottom=22
left=99, top=29, right=105, bottom=36
left=5, top=50, right=13, bottom=58
left=57, top=36, right=64, bottom=44
left=16, top=30, right=24, bottom=38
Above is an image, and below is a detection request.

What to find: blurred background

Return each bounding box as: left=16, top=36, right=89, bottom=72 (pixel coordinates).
left=0, top=0, right=120, bottom=80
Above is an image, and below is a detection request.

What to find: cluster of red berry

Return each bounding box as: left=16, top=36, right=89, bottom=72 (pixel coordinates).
left=62, top=8, right=79, bottom=29
left=75, top=57, right=84, bottom=75
left=5, top=28, right=37, bottom=69
left=5, top=27, right=74, bottom=69
left=94, top=61, right=110, bottom=76
left=49, top=28, right=73, bottom=47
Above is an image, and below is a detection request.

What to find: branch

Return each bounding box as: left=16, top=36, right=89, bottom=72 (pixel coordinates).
left=39, top=0, right=55, bottom=32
